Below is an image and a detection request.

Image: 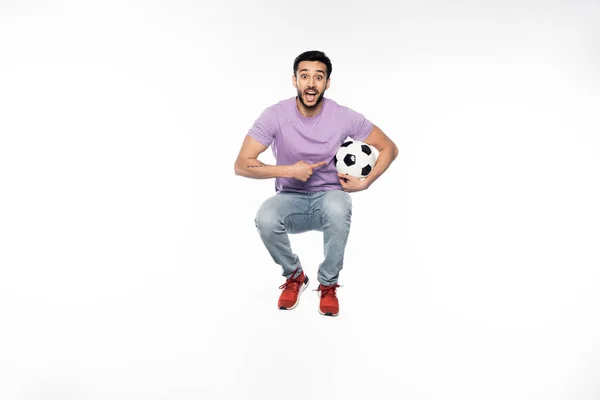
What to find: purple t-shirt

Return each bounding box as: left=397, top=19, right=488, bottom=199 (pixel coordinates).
left=247, top=97, right=374, bottom=193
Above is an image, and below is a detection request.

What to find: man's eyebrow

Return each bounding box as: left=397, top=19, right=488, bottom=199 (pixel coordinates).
left=299, top=68, right=325, bottom=74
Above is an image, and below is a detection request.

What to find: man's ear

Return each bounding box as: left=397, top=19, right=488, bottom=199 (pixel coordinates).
left=292, top=75, right=297, bottom=89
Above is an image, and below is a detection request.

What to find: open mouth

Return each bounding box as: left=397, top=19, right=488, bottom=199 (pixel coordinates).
left=304, top=90, right=318, bottom=101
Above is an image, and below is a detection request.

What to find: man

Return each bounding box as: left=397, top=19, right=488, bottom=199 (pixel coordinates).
left=234, top=50, right=398, bottom=317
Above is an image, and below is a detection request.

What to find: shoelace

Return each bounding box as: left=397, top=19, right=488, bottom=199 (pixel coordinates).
left=314, top=284, right=342, bottom=297
left=279, top=279, right=300, bottom=292
left=279, top=268, right=303, bottom=292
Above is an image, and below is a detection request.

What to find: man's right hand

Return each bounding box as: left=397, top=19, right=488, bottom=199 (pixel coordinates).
left=288, top=160, right=328, bottom=182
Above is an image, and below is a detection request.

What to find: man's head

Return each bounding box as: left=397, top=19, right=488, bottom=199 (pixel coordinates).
left=292, top=50, right=332, bottom=110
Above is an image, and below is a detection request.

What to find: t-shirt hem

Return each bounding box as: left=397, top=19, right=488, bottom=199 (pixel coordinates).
left=276, top=184, right=343, bottom=194
left=353, top=121, right=374, bottom=142
left=247, top=132, right=272, bottom=147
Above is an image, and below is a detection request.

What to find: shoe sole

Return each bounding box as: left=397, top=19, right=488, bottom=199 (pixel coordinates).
left=317, top=291, right=339, bottom=317
left=279, top=276, right=309, bottom=310
left=318, top=309, right=339, bottom=317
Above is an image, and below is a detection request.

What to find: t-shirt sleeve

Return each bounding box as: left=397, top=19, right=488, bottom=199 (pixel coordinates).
left=247, top=107, right=278, bottom=147
left=347, top=107, right=374, bottom=142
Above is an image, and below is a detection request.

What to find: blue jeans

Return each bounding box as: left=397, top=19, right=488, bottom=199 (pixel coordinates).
left=254, top=189, right=352, bottom=286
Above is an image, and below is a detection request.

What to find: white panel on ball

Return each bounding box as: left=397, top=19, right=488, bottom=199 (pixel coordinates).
left=334, top=140, right=378, bottom=179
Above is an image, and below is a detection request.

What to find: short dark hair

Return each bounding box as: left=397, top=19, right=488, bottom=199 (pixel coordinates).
left=293, top=50, right=332, bottom=79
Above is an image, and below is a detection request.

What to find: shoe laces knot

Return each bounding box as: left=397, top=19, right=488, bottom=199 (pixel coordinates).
left=279, top=268, right=303, bottom=292
left=317, top=283, right=341, bottom=298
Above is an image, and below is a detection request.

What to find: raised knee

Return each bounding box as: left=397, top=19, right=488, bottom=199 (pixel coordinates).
left=323, top=204, right=351, bottom=220
left=322, top=193, right=352, bottom=221
left=255, top=208, right=280, bottom=232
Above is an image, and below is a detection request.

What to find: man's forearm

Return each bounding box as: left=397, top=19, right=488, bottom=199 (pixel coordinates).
left=234, top=158, right=290, bottom=179
left=363, top=147, right=398, bottom=187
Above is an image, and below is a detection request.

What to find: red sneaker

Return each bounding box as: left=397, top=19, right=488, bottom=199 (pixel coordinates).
left=316, top=283, right=341, bottom=317
left=278, top=269, right=309, bottom=310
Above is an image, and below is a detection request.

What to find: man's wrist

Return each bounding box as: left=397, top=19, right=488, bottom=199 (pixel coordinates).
left=280, top=165, right=292, bottom=179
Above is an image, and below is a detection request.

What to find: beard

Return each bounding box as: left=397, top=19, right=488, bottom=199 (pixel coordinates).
left=296, top=88, right=325, bottom=109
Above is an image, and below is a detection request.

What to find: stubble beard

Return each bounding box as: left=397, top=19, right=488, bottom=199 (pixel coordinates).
left=296, top=88, right=325, bottom=109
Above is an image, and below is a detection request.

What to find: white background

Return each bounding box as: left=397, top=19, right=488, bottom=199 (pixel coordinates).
left=1, top=1, right=599, bottom=399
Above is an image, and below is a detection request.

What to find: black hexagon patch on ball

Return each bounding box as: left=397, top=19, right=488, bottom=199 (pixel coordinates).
left=334, top=140, right=377, bottom=179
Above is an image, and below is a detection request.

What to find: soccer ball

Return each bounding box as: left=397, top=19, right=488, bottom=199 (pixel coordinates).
left=334, top=140, right=377, bottom=179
